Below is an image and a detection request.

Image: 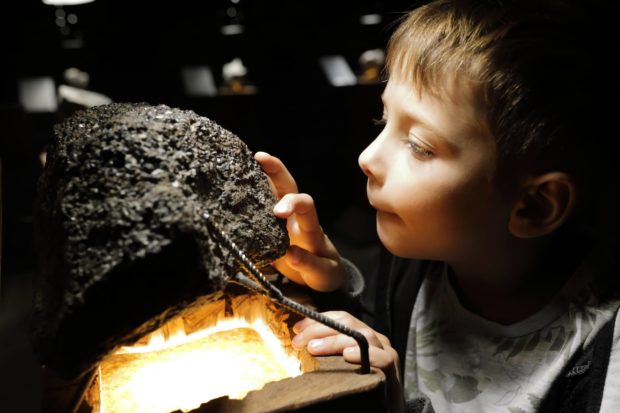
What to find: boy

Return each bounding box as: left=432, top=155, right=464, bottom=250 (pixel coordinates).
left=256, top=0, right=620, bottom=411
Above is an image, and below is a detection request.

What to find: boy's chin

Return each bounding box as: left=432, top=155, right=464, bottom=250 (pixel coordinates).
left=375, top=219, right=410, bottom=258
left=375, top=216, right=435, bottom=259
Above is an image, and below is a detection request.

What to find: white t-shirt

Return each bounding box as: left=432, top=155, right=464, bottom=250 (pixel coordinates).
left=403, top=253, right=620, bottom=413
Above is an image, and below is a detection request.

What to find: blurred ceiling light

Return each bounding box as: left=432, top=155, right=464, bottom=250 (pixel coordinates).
left=360, top=14, right=382, bottom=25
left=359, top=49, right=386, bottom=67
left=42, top=0, right=95, bottom=5
left=181, top=66, right=217, bottom=97
left=58, top=85, right=112, bottom=107
left=39, top=151, right=48, bottom=168
left=358, top=49, right=386, bottom=83
left=19, top=77, right=58, bottom=113
left=319, top=55, right=357, bottom=87
left=220, top=24, right=244, bottom=35
left=64, top=67, right=90, bottom=89
left=222, top=58, right=248, bottom=82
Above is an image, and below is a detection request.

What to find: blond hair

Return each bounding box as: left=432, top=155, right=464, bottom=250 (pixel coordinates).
left=385, top=0, right=609, bottom=190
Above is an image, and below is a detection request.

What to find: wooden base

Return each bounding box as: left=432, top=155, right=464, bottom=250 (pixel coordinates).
left=184, top=356, right=386, bottom=413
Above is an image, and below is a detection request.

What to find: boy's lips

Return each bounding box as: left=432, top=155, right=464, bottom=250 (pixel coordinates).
left=376, top=209, right=400, bottom=222
left=367, top=198, right=397, bottom=217
left=366, top=185, right=393, bottom=211
left=367, top=186, right=399, bottom=216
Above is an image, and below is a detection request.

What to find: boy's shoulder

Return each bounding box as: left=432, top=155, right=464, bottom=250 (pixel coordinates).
left=540, top=304, right=620, bottom=412
left=584, top=237, right=620, bottom=302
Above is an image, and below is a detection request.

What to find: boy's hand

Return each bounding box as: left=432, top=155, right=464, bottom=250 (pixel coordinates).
left=254, top=151, right=347, bottom=292
left=292, top=311, right=405, bottom=413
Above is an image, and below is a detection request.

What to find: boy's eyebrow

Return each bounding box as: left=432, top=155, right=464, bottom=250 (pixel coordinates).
left=381, top=92, right=462, bottom=153
left=382, top=94, right=446, bottom=138
left=380, top=92, right=436, bottom=130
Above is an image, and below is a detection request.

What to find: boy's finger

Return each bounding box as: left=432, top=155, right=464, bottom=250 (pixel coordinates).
left=291, top=323, right=338, bottom=349
left=286, top=246, right=347, bottom=292
left=280, top=194, right=321, bottom=233
left=292, top=318, right=313, bottom=334
left=293, top=311, right=352, bottom=333
left=293, top=320, right=384, bottom=349
left=276, top=194, right=330, bottom=256
left=271, top=256, right=305, bottom=286
left=304, top=335, right=358, bottom=356
left=254, top=152, right=298, bottom=197
left=343, top=346, right=397, bottom=372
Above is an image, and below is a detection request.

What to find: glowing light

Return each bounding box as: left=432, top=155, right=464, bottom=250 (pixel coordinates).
left=319, top=55, right=357, bottom=87
left=42, top=0, right=95, bottom=5
left=98, top=317, right=302, bottom=413
left=181, top=65, right=217, bottom=97
left=222, top=58, right=247, bottom=82
left=220, top=24, right=244, bottom=35
left=18, top=77, right=57, bottom=113
left=39, top=151, right=47, bottom=167
left=58, top=85, right=112, bottom=107
left=360, top=14, right=382, bottom=25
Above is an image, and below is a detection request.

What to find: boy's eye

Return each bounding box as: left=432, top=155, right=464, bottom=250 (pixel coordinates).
left=408, top=139, right=433, bottom=159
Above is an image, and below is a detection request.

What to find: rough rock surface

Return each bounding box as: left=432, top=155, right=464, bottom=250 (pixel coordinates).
left=31, top=103, right=289, bottom=379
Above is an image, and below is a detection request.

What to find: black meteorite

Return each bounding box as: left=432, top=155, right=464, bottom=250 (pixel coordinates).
left=31, top=103, right=289, bottom=379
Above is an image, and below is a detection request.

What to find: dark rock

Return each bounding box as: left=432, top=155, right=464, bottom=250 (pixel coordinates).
left=31, top=103, right=289, bottom=379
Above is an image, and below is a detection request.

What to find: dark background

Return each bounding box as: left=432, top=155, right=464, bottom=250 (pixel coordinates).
left=0, top=1, right=419, bottom=411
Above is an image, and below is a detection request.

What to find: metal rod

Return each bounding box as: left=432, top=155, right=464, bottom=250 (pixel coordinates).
left=204, top=212, right=371, bottom=374
left=69, top=368, right=98, bottom=413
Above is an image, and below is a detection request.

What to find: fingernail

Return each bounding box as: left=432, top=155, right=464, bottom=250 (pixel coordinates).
left=293, top=321, right=304, bottom=334
left=344, top=347, right=356, bottom=354
left=274, top=201, right=289, bottom=214
left=308, top=339, right=323, bottom=350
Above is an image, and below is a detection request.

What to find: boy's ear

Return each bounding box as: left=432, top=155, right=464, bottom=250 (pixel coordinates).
left=507, top=172, right=577, bottom=238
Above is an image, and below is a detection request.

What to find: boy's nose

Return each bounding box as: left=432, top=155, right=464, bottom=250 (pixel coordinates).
left=358, top=148, right=372, bottom=178
left=358, top=134, right=383, bottom=181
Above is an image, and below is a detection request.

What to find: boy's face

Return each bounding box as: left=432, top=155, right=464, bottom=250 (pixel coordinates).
left=359, top=77, right=511, bottom=263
